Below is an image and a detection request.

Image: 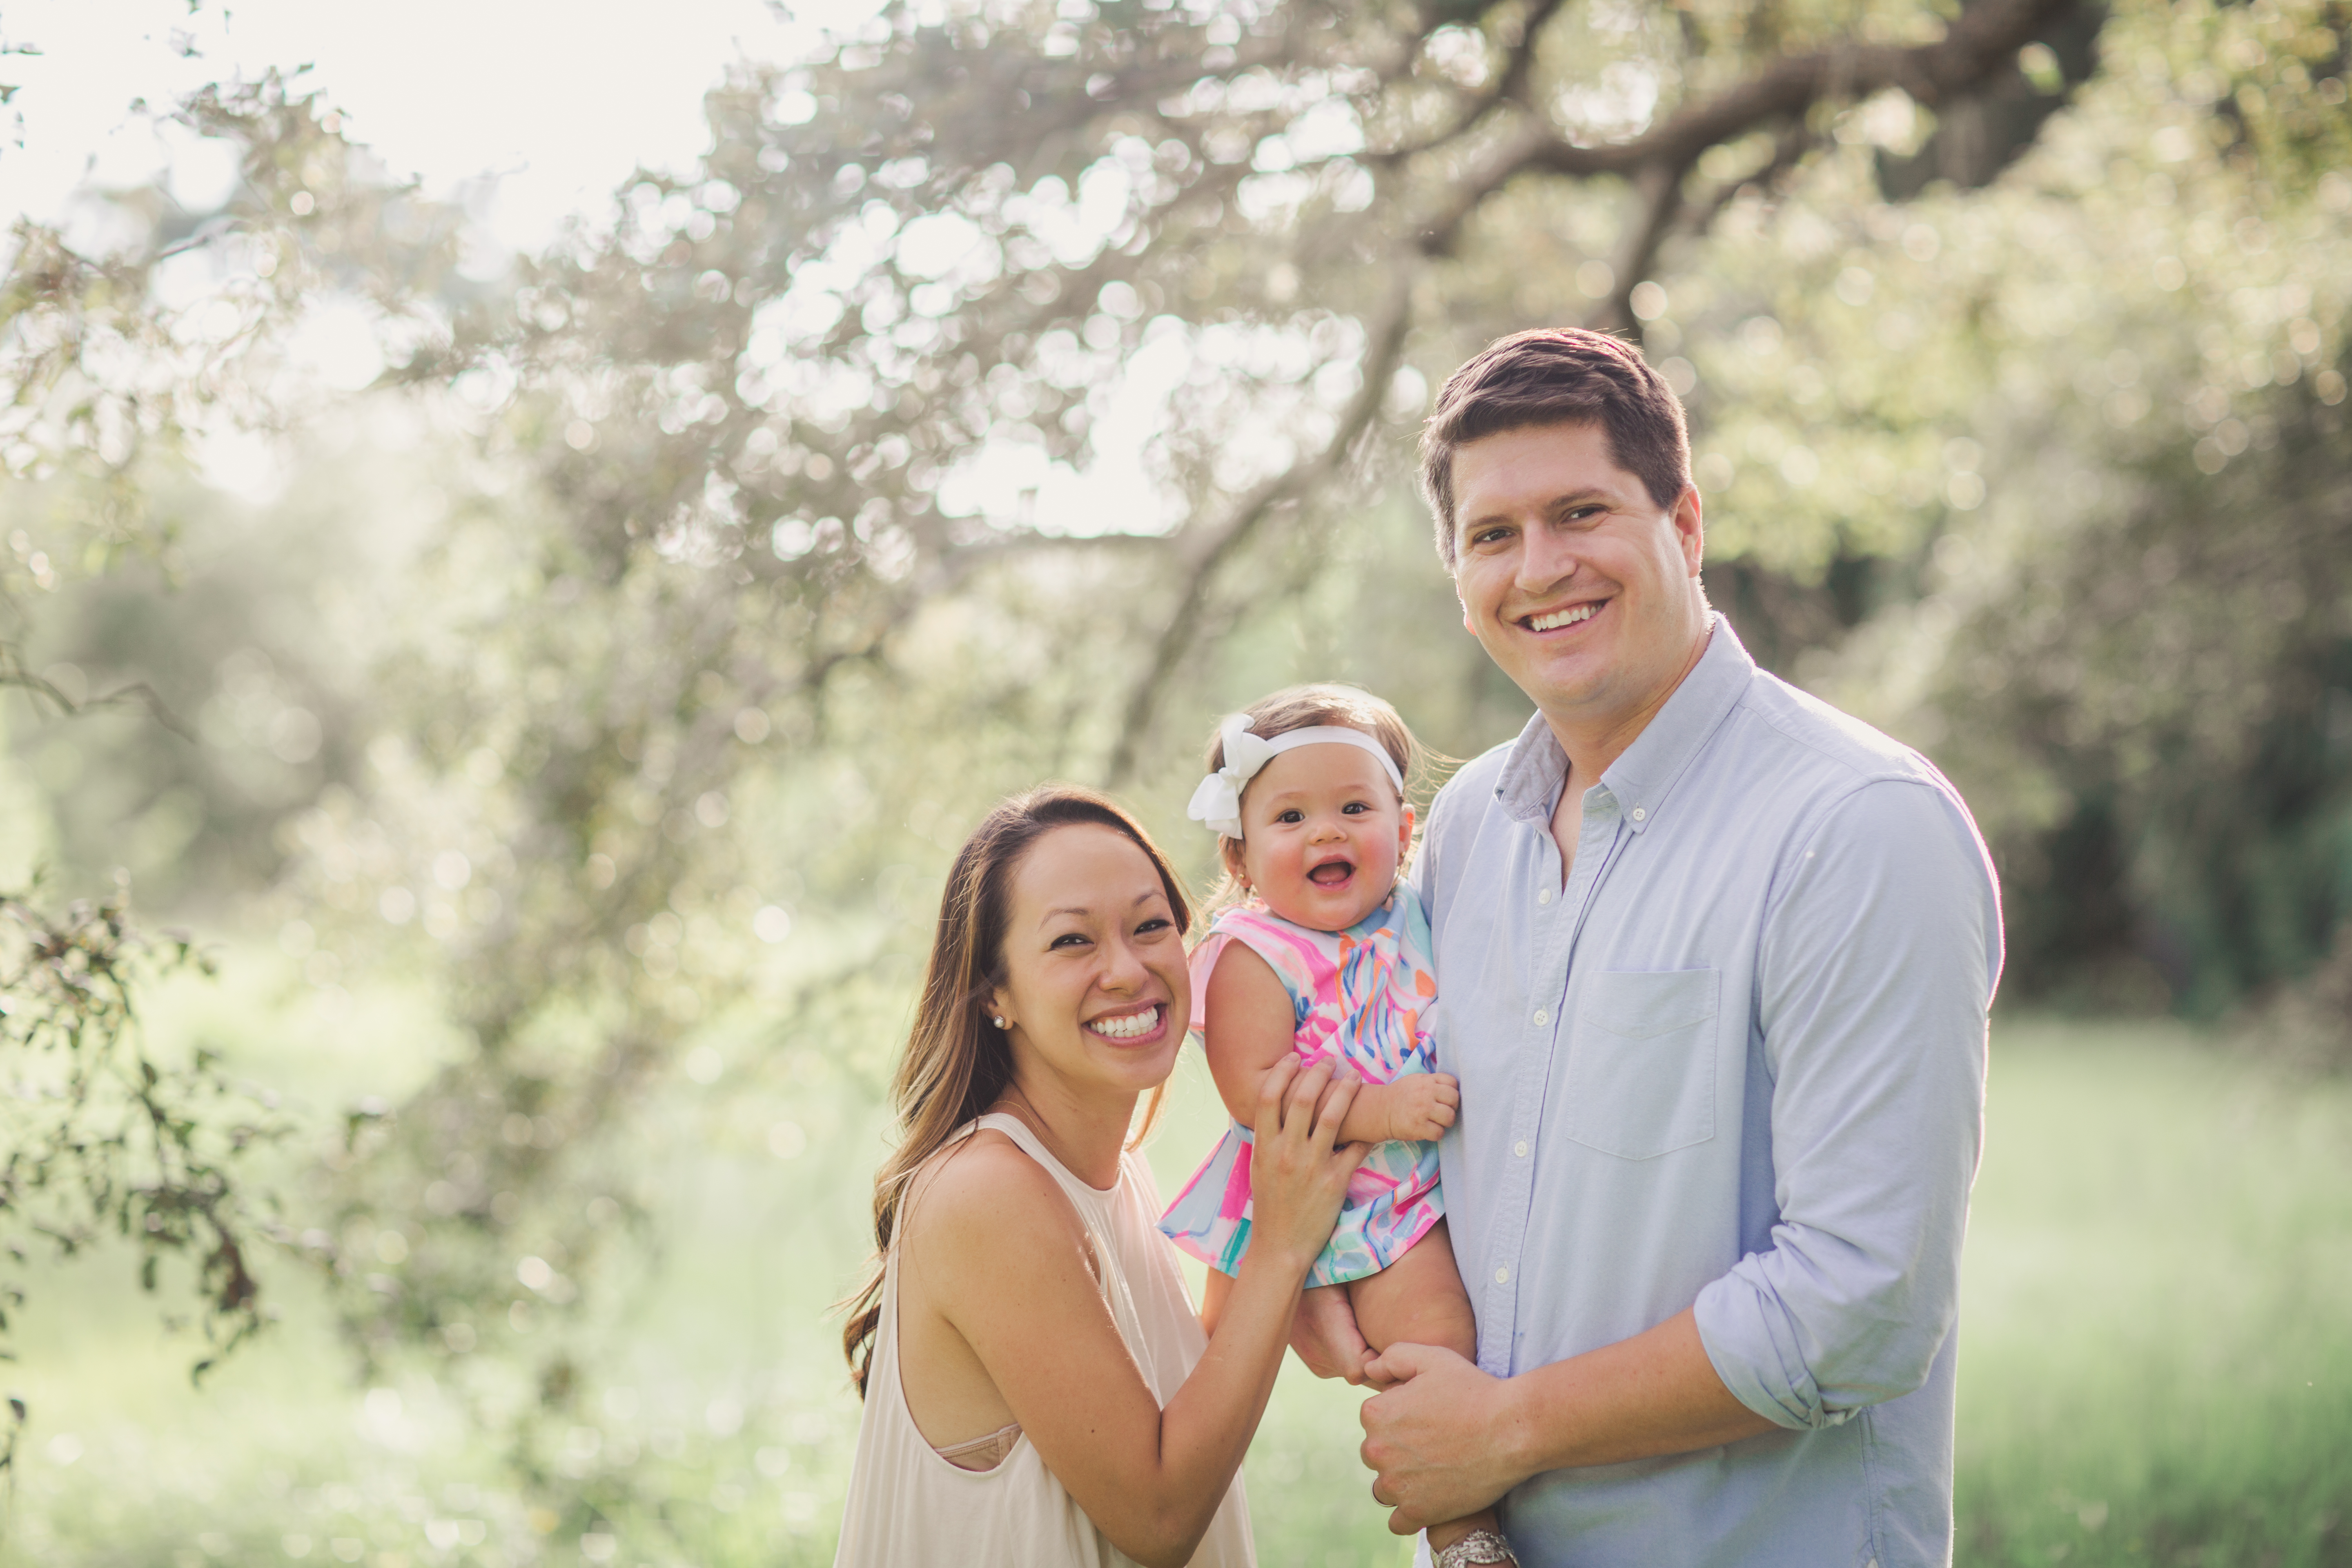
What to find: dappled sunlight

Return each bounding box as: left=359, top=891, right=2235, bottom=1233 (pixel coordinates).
left=3, top=0, right=2349, bottom=1562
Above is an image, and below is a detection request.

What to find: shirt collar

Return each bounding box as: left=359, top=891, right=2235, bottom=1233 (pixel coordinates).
left=1491, top=614, right=1757, bottom=833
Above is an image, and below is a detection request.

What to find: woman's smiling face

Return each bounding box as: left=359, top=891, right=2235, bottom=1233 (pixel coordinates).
left=987, top=823, right=1191, bottom=1104
left=1236, top=740, right=1414, bottom=933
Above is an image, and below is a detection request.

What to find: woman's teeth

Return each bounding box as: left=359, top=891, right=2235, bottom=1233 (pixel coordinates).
left=1091, top=1006, right=1159, bottom=1039
left=1529, top=602, right=1599, bottom=631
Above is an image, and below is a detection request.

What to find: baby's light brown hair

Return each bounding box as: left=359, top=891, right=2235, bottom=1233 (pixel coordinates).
left=1200, top=683, right=1426, bottom=921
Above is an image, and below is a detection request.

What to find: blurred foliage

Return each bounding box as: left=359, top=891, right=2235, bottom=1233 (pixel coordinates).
left=1811, top=0, right=2352, bottom=1016
left=3, top=0, right=2352, bottom=1556
left=0, top=884, right=280, bottom=1378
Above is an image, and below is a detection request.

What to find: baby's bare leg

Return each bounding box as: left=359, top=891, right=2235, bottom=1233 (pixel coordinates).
left=1347, top=1223, right=1511, bottom=1561
left=1348, top=1220, right=1477, bottom=1361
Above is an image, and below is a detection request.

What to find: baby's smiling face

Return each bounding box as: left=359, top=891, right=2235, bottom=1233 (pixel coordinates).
left=1234, top=738, right=1414, bottom=933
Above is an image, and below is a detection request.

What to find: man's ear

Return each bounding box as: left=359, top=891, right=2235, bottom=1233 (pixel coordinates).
left=1672, top=483, right=1705, bottom=577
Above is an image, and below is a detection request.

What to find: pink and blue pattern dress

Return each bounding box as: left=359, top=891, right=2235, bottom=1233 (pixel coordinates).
left=1158, top=889, right=1447, bottom=1287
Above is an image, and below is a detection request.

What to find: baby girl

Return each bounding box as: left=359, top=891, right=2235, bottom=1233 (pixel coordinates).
left=1159, top=684, right=1513, bottom=1568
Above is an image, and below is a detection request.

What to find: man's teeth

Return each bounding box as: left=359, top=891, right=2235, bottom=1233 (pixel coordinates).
left=1091, top=1007, right=1159, bottom=1039
left=1529, top=603, right=1599, bottom=632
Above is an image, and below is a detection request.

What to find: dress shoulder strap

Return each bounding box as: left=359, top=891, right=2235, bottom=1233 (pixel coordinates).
left=1202, top=902, right=1337, bottom=1017
left=962, top=1113, right=1119, bottom=1206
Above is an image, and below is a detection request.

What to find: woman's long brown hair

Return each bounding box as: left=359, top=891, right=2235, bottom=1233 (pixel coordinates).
left=839, top=784, right=1191, bottom=1396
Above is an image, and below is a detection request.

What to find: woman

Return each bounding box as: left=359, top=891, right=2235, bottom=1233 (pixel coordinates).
left=836, top=785, right=1366, bottom=1567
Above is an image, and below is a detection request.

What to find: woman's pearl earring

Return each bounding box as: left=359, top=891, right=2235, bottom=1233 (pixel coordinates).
left=993, top=1015, right=1008, bottom=1030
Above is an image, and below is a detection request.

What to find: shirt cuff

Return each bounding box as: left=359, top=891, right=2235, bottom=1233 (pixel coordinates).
left=1691, top=1271, right=1852, bottom=1432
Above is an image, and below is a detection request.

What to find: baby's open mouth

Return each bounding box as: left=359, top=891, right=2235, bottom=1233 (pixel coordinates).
left=1308, top=861, right=1355, bottom=886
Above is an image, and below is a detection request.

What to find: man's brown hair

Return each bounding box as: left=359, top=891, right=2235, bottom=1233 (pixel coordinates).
left=1418, top=327, right=1692, bottom=569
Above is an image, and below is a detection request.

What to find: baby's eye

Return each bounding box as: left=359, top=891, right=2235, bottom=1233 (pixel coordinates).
left=1276, top=809, right=1304, bottom=824
left=1342, top=800, right=1369, bottom=815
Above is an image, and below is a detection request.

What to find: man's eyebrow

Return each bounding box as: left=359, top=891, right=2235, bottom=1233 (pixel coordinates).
left=1458, top=486, right=1615, bottom=531
left=1543, top=487, right=1616, bottom=514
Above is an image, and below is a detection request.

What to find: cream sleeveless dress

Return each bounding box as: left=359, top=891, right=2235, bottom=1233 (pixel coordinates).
left=833, top=1112, right=1256, bottom=1568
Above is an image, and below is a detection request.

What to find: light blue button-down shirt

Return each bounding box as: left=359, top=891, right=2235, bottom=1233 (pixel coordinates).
left=1415, top=617, right=2002, bottom=1568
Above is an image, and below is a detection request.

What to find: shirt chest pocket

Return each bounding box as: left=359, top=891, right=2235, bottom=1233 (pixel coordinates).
left=1560, top=968, right=1719, bottom=1160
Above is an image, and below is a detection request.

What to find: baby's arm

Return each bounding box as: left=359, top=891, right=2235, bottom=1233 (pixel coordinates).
left=1202, top=945, right=1459, bottom=1145
left=1200, top=944, right=1310, bottom=1126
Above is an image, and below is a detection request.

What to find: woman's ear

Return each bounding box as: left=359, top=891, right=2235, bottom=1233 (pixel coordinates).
left=983, top=987, right=1014, bottom=1035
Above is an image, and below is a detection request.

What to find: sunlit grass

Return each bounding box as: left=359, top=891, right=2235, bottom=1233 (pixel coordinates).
left=1953, top=1020, right=2352, bottom=1566
left=4, top=1018, right=2347, bottom=1566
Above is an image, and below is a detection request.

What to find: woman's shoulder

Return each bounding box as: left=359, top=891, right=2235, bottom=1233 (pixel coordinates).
left=900, top=1127, right=1089, bottom=1268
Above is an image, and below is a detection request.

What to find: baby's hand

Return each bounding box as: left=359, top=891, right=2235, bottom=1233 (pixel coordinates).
left=1383, top=1072, right=1459, bottom=1143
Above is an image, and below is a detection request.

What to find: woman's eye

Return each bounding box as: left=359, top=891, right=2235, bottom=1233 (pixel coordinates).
left=1136, top=916, right=1172, bottom=936
left=1050, top=932, right=1089, bottom=949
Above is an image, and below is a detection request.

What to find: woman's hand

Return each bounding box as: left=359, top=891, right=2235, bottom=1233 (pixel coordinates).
left=1246, top=1055, right=1369, bottom=1272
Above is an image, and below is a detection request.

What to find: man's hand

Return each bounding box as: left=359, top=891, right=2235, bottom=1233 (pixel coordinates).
left=1289, top=1281, right=1373, bottom=1383
left=1359, top=1342, right=1526, bottom=1535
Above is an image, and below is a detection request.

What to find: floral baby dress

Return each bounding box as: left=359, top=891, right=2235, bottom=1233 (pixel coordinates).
left=1158, top=888, right=1446, bottom=1287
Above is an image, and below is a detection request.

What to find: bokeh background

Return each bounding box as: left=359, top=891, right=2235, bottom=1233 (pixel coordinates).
left=3, top=0, right=2350, bottom=1564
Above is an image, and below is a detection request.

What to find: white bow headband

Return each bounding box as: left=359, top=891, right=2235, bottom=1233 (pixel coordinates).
left=1185, top=714, right=1405, bottom=840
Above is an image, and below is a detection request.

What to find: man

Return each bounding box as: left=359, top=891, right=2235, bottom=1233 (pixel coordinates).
left=1296, top=328, right=2003, bottom=1567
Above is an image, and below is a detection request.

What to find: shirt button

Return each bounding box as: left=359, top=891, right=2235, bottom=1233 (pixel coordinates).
left=1631, top=806, right=1647, bottom=822
left=1532, top=1009, right=1548, bottom=1027
left=1494, top=1267, right=1510, bottom=1284
left=1514, top=1140, right=1529, bottom=1157
left=1537, top=888, right=1552, bottom=905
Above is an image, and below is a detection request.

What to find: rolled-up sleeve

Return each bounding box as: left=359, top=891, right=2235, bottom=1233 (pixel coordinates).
left=1693, top=776, right=2003, bottom=1431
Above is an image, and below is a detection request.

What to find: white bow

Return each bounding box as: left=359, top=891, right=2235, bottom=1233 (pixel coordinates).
left=1186, top=715, right=1276, bottom=840
left=1185, top=715, right=1405, bottom=840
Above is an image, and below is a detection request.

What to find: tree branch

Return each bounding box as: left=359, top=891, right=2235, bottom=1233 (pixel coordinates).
left=1682, top=119, right=1819, bottom=241
left=1586, top=158, right=1686, bottom=334
left=0, top=643, right=192, bottom=739
left=1365, top=0, right=1573, bottom=167
left=1104, top=265, right=1418, bottom=783
left=1102, top=0, right=2070, bottom=782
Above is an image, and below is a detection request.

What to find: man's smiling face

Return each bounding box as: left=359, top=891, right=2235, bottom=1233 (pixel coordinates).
left=1450, top=419, right=1708, bottom=730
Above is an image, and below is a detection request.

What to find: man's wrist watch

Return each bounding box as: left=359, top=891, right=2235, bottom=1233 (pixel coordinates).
left=1432, top=1528, right=1516, bottom=1567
